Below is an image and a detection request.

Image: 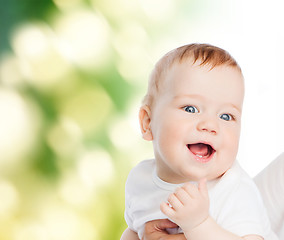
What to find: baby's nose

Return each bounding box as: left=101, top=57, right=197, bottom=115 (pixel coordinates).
left=196, top=117, right=218, bottom=134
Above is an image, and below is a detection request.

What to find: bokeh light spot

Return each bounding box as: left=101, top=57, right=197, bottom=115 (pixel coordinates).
left=78, top=148, right=114, bottom=189
left=14, top=222, right=48, bottom=240
left=60, top=87, right=112, bottom=135
left=0, top=54, right=22, bottom=87
left=138, top=0, right=176, bottom=21
left=0, top=89, right=40, bottom=171
left=55, top=9, right=110, bottom=70
left=40, top=206, right=95, bottom=240
left=47, top=117, right=83, bottom=159
left=0, top=180, right=19, bottom=218
left=58, top=172, right=93, bottom=206
left=12, top=23, right=71, bottom=89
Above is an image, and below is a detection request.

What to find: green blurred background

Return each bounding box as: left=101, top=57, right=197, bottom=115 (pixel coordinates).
left=1, top=0, right=283, bottom=239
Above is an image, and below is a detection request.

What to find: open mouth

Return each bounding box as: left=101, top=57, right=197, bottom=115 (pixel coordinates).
left=187, top=143, right=216, bottom=160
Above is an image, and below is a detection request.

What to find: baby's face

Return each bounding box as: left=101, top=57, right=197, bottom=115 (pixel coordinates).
left=149, top=61, right=244, bottom=183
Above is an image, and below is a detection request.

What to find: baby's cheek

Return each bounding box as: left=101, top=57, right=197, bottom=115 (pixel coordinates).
left=222, top=134, right=239, bottom=166
left=161, top=129, right=181, bottom=150
left=229, top=131, right=240, bottom=152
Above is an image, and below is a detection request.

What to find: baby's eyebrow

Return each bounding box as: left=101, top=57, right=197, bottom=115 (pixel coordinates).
left=223, top=103, right=242, bottom=113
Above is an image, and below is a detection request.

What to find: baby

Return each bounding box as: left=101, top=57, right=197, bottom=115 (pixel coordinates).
left=121, top=44, right=277, bottom=240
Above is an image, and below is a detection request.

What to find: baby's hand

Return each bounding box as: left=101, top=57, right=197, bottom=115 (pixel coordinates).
left=160, top=179, right=209, bottom=233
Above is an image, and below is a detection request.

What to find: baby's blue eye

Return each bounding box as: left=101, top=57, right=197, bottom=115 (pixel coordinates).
left=183, top=106, right=198, bottom=113
left=220, top=113, right=233, bottom=121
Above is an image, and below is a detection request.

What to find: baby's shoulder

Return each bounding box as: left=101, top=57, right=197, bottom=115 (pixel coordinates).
left=125, top=159, right=155, bottom=191
left=128, top=159, right=155, bottom=177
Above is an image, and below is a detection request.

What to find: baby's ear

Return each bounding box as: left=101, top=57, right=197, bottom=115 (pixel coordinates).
left=139, top=105, right=153, bottom=141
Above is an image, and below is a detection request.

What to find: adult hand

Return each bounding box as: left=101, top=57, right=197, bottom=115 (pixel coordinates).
left=142, top=219, right=186, bottom=240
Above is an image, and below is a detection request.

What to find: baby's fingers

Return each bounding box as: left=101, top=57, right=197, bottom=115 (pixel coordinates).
left=198, top=178, right=209, bottom=199
left=167, top=193, right=183, bottom=210
left=160, top=202, right=175, bottom=217
left=174, top=187, right=191, bottom=205
left=160, top=193, right=183, bottom=216
left=182, top=182, right=199, bottom=198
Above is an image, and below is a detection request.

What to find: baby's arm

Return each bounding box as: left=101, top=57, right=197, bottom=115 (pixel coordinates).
left=160, top=179, right=263, bottom=240
left=121, top=228, right=139, bottom=240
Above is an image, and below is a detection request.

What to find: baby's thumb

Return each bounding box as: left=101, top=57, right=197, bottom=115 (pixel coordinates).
left=198, top=178, right=208, bottom=198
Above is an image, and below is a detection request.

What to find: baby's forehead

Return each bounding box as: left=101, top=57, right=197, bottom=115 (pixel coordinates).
left=162, top=60, right=235, bottom=82
left=161, top=61, right=244, bottom=95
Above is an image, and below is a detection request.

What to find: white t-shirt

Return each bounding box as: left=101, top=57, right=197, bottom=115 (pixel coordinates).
left=124, top=159, right=278, bottom=239
left=254, top=152, right=284, bottom=240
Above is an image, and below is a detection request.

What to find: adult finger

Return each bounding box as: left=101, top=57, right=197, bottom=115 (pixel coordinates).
left=145, top=219, right=178, bottom=231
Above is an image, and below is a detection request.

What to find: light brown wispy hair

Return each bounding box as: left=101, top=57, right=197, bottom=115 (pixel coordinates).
left=142, top=43, right=242, bottom=107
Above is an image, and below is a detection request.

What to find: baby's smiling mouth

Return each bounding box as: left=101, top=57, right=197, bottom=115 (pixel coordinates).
left=187, top=143, right=216, bottom=159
